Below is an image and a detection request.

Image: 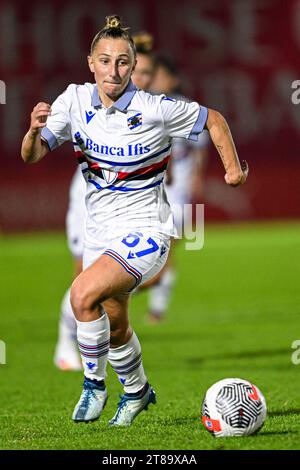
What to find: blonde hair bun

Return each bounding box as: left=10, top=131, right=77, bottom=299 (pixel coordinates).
left=105, top=15, right=122, bottom=29
left=90, top=15, right=134, bottom=55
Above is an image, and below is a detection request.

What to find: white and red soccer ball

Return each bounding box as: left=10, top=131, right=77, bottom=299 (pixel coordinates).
left=201, top=378, right=267, bottom=437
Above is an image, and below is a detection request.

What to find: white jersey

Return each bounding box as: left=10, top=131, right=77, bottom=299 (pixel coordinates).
left=41, top=81, right=208, bottom=248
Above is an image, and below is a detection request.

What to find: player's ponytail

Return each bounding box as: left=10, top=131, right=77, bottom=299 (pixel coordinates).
left=90, top=15, right=136, bottom=57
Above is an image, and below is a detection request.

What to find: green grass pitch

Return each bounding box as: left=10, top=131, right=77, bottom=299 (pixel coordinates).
left=0, top=222, right=300, bottom=450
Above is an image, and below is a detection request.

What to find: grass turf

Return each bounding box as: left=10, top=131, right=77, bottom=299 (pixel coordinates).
left=0, top=222, right=299, bottom=450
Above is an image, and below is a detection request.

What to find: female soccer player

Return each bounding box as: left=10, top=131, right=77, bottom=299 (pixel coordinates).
left=54, top=31, right=158, bottom=370
left=21, top=15, right=248, bottom=427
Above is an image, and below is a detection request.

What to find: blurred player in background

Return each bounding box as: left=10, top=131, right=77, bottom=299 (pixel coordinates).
left=54, top=31, right=157, bottom=370
left=131, top=32, right=156, bottom=90
left=54, top=167, right=85, bottom=370
left=143, top=56, right=209, bottom=323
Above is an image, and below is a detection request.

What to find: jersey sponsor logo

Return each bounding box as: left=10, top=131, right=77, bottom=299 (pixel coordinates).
left=85, top=110, right=96, bottom=124
left=74, top=132, right=151, bottom=157
left=85, top=137, right=150, bottom=157
left=127, top=112, right=142, bottom=131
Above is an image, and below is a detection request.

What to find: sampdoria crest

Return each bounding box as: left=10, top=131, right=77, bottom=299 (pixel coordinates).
left=127, top=112, right=142, bottom=130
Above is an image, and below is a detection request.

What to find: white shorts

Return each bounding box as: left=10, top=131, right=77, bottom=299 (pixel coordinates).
left=83, top=231, right=170, bottom=289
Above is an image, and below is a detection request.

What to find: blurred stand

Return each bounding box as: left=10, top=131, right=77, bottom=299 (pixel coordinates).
left=1, top=0, right=300, bottom=231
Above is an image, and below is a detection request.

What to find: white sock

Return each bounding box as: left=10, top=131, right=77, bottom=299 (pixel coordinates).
left=108, top=331, right=147, bottom=394
left=76, top=313, right=110, bottom=382
left=148, top=268, right=176, bottom=317
left=57, top=287, right=77, bottom=343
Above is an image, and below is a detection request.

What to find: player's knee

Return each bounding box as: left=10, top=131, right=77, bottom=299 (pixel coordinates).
left=70, top=280, right=93, bottom=321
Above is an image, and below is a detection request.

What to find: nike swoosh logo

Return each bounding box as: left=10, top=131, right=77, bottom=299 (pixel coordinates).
left=85, top=111, right=96, bottom=124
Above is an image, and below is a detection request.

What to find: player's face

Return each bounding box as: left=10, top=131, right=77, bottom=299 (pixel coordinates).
left=132, top=53, right=154, bottom=91
left=150, top=65, right=179, bottom=95
left=88, top=38, right=136, bottom=105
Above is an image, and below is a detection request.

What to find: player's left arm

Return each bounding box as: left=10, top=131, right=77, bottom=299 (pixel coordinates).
left=190, top=146, right=208, bottom=200
left=205, top=108, right=248, bottom=187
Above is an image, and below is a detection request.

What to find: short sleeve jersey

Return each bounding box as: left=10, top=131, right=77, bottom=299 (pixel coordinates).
left=41, top=81, right=208, bottom=247
left=164, top=94, right=209, bottom=200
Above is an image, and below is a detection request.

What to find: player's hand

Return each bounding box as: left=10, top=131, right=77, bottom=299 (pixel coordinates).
left=30, top=102, right=51, bottom=133
left=225, top=160, right=249, bottom=187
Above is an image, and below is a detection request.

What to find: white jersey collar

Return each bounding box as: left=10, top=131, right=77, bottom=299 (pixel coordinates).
left=91, top=80, right=137, bottom=112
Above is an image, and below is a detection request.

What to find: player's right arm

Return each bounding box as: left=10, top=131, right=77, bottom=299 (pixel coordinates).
left=21, top=102, right=51, bottom=163
left=22, top=85, right=73, bottom=162
left=21, top=102, right=52, bottom=163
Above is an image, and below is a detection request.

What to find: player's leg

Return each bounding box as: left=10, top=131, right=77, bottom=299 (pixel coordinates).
left=104, top=295, right=156, bottom=426
left=148, top=265, right=176, bottom=323
left=102, top=233, right=169, bottom=425
left=71, top=233, right=169, bottom=425
left=70, top=253, right=135, bottom=422
left=54, top=257, right=82, bottom=371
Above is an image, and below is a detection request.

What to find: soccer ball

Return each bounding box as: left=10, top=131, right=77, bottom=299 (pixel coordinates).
left=201, top=378, right=267, bottom=437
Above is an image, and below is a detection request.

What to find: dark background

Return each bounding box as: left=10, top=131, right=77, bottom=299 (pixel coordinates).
left=1, top=0, right=299, bottom=230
